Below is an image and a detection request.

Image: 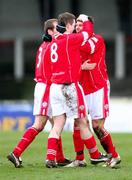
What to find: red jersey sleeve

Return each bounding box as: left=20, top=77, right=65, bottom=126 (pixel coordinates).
left=81, top=34, right=104, bottom=56
left=67, top=32, right=89, bottom=47
left=83, top=21, right=93, bottom=38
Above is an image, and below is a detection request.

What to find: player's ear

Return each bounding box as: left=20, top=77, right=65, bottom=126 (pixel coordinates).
left=47, top=29, right=53, bottom=35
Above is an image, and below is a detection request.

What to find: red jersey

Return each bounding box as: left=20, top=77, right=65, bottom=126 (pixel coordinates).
left=34, top=42, right=51, bottom=84
left=80, top=34, right=109, bottom=94
left=50, top=32, right=89, bottom=84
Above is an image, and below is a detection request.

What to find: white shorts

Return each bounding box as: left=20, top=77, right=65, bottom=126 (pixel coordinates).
left=33, top=82, right=52, bottom=117
left=85, top=81, right=110, bottom=120
left=50, top=83, right=87, bottom=119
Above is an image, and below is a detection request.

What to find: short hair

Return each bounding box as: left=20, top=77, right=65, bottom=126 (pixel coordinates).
left=58, top=12, right=75, bottom=26
left=44, top=18, right=58, bottom=33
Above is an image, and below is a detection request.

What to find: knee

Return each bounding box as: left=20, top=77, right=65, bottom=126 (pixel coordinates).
left=32, top=122, right=45, bottom=132
left=37, top=126, right=44, bottom=132
left=80, top=118, right=90, bottom=129
left=49, top=126, right=61, bottom=139
left=33, top=115, right=47, bottom=132
left=92, top=119, right=104, bottom=130
left=32, top=126, right=44, bottom=132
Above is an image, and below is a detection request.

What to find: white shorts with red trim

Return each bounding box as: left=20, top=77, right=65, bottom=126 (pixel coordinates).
left=85, top=81, right=110, bottom=120
left=50, top=83, right=87, bottom=119
left=33, top=82, right=51, bottom=117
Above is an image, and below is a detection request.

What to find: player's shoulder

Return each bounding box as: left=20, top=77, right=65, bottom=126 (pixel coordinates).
left=91, top=34, right=105, bottom=44
left=54, top=33, right=65, bottom=40
left=94, top=34, right=104, bottom=41
left=39, top=41, right=49, bottom=49
left=68, top=33, right=80, bottom=38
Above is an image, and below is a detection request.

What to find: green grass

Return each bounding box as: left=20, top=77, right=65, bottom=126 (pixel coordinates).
left=0, top=131, right=132, bottom=180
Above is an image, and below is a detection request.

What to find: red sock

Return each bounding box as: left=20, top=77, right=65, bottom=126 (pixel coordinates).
left=46, top=138, right=58, bottom=161
left=73, top=128, right=84, bottom=160
left=56, top=136, right=65, bottom=162
left=100, top=132, right=118, bottom=158
left=13, top=127, right=39, bottom=157
left=83, top=136, right=100, bottom=159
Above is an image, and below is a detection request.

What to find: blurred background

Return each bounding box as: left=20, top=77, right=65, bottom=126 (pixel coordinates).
left=0, top=0, right=132, bottom=132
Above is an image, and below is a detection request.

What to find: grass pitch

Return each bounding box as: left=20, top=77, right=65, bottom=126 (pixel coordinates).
left=0, top=131, right=132, bottom=180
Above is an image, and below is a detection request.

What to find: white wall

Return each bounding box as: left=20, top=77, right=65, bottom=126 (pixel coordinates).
left=0, top=0, right=41, bottom=39
left=105, top=97, right=132, bottom=132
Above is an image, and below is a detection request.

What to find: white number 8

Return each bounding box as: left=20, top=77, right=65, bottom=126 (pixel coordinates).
left=51, top=42, right=58, bottom=62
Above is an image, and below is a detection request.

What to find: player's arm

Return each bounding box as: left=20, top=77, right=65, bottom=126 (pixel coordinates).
left=81, top=59, right=96, bottom=70
left=69, top=15, right=93, bottom=46
left=81, top=35, right=104, bottom=55
left=68, top=32, right=88, bottom=47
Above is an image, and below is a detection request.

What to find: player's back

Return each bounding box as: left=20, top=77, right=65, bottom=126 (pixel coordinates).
left=50, top=33, right=84, bottom=84
left=35, top=42, right=51, bottom=84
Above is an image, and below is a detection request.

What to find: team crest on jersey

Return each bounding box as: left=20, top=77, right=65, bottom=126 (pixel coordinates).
left=79, top=105, right=85, bottom=110
left=42, top=102, right=47, bottom=107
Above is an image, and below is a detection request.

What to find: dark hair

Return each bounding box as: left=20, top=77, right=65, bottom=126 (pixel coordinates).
left=58, top=12, right=75, bottom=27
left=44, top=18, right=58, bottom=34
left=42, top=19, right=57, bottom=42
left=56, top=12, right=75, bottom=33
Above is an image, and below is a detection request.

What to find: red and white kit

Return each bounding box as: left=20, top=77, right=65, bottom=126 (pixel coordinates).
left=33, top=41, right=51, bottom=116
left=80, top=34, right=109, bottom=119
left=49, top=31, right=90, bottom=118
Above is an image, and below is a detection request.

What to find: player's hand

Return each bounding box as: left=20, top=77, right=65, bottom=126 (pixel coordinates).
left=77, top=14, right=88, bottom=22
left=81, top=60, right=96, bottom=70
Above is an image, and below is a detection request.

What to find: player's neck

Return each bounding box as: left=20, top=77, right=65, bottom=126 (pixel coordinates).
left=54, top=32, right=63, bottom=39
left=64, top=31, right=70, bottom=34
